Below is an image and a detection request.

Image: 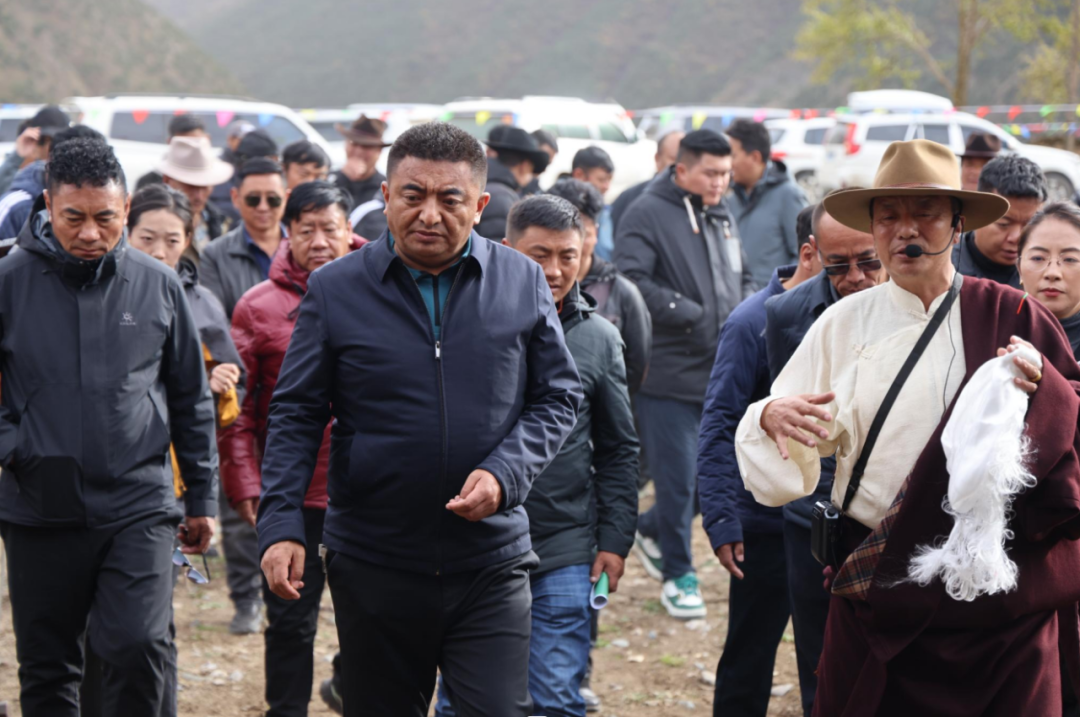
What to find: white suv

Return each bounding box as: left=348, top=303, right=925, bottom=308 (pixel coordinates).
left=298, top=104, right=442, bottom=172
left=67, top=94, right=334, bottom=190
left=765, top=117, right=836, bottom=202
left=818, top=112, right=1080, bottom=201
left=441, top=96, right=657, bottom=198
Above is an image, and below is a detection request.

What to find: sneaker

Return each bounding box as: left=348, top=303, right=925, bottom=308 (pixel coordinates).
left=580, top=686, right=601, bottom=713
left=661, top=573, right=707, bottom=619
left=633, top=531, right=663, bottom=582
left=228, top=602, right=263, bottom=635
left=320, top=677, right=344, bottom=714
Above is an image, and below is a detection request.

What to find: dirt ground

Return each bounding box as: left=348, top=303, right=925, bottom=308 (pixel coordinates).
left=0, top=489, right=803, bottom=716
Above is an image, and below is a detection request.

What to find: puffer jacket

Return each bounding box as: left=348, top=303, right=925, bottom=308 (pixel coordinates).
left=220, top=237, right=365, bottom=511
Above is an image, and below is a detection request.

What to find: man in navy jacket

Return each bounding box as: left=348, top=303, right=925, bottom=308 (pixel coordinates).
left=697, top=205, right=819, bottom=716
left=257, top=122, right=582, bottom=717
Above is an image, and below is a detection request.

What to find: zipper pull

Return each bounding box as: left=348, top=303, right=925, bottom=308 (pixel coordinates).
left=435, top=340, right=441, bottom=359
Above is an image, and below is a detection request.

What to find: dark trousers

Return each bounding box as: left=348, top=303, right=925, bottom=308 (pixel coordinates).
left=263, top=507, right=327, bottom=717
left=783, top=521, right=831, bottom=717
left=1, top=511, right=178, bottom=717
left=635, top=395, right=703, bottom=581
left=326, top=549, right=537, bottom=717
left=219, top=490, right=261, bottom=609
left=713, top=530, right=791, bottom=717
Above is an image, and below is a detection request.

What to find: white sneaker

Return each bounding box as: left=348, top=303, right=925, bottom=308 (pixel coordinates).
left=661, top=573, right=707, bottom=619
left=633, top=531, right=664, bottom=581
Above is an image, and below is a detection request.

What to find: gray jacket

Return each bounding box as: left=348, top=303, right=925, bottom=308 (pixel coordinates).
left=200, top=225, right=267, bottom=319
left=614, top=167, right=756, bottom=404
left=0, top=202, right=217, bottom=527
left=728, top=160, right=807, bottom=288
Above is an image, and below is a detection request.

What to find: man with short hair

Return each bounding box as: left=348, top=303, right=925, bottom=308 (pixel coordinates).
left=157, top=136, right=236, bottom=257
left=0, top=138, right=217, bottom=716
left=330, top=115, right=391, bottom=206
left=571, top=146, right=616, bottom=260
left=523, top=129, right=559, bottom=196
left=212, top=130, right=280, bottom=225
left=737, top=140, right=1080, bottom=714
left=726, top=118, right=808, bottom=287
left=476, top=125, right=550, bottom=240
left=282, top=140, right=331, bottom=187
left=201, top=157, right=290, bottom=637
left=615, top=129, right=755, bottom=619
left=221, top=181, right=361, bottom=717
left=258, top=122, right=581, bottom=716
left=952, top=153, right=1047, bottom=288
left=610, top=130, right=685, bottom=234
left=135, top=113, right=211, bottom=191
left=959, top=132, right=1002, bottom=191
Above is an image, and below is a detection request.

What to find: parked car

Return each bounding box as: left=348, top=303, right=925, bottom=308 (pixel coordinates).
left=846, top=89, right=954, bottom=115
left=634, top=105, right=790, bottom=141
left=299, top=104, right=442, bottom=171
left=67, top=94, right=334, bottom=190
left=764, top=117, right=836, bottom=202
left=818, top=111, right=1080, bottom=202
left=442, top=96, right=656, bottom=198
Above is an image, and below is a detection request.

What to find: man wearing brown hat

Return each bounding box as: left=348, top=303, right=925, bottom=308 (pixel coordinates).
left=735, top=139, right=1080, bottom=715
left=959, top=132, right=1002, bottom=191
left=158, top=136, right=235, bottom=258
left=330, top=115, right=391, bottom=208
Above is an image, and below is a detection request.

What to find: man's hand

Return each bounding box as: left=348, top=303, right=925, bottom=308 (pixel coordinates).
left=998, top=336, right=1042, bottom=394
left=446, top=469, right=503, bottom=521
left=760, top=392, right=836, bottom=460
left=716, top=542, right=745, bottom=580
left=15, top=127, right=41, bottom=159
left=177, top=516, right=215, bottom=554
left=262, top=541, right=306, bottom=601
left=209, top=362, right=241, bottom=395
left=236, top=497, right=259, bottom=528
left=591, top=551, right=626, bottom=593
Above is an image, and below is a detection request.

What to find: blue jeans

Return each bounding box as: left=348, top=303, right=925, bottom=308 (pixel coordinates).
left=436, top=564, right=592, bottom=717
left=635, top=394, right=702, bottom=581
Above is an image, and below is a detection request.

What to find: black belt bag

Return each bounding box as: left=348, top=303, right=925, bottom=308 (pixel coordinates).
left=811, top=273, right=961, bottom=568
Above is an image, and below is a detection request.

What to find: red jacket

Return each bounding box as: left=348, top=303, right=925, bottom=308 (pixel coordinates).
left=220, top=237, right=365, bottom=510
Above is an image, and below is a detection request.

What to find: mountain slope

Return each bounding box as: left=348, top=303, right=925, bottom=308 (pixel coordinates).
left=0, top=0, right=244, bottom=102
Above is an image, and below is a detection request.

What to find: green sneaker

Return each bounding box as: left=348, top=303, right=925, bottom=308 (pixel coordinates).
left=633, top=531, right=663, bottom=581
left=661, top=573, right=706, bottom=619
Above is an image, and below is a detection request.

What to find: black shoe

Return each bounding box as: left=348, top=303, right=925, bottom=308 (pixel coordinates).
left=320, top=678, right=344, bottom=714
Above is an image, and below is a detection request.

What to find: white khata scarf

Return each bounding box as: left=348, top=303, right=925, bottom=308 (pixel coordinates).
left=907, top=344, right=1042, bottom=602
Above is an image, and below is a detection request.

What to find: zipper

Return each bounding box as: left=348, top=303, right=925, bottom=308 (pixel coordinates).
left=432, top=265, right=466, bottom=576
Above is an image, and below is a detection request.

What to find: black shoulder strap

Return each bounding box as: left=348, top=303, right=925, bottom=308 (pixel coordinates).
left=840, top=272, right=962, bottom=514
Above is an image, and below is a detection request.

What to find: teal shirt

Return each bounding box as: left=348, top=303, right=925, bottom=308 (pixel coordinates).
left=390, top=234, right=472, bottom=341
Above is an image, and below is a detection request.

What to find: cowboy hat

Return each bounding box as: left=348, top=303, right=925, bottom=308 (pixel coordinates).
left=960, top=132, right=1003, bottom=159
left=156, top=136, right=235, bottom=187
left=486, top=125, right=551, bottom=174
left=336, top=115, right=391, bottom=147
left=823, top=140, right=1010, bottom=233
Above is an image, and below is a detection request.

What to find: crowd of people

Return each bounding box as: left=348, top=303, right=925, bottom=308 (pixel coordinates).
left=1, top=100, right=1080, bottom=717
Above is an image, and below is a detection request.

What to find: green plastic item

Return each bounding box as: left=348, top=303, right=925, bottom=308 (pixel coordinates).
left=590, top=572, right=610, bottom=609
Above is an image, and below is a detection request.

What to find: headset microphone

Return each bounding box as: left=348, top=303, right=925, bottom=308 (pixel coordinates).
left=903, top=214, right=961, bottom=259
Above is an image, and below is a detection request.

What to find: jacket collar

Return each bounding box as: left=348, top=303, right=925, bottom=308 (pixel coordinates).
left=558, top=281, right=594, bottom=332
left=372, top=230, right=488, bottom=281
left=808, top=270, right=841, bottom=317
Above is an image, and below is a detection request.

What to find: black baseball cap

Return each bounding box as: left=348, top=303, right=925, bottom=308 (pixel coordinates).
left=26, top=105, right=72, bottom=137
left=237, top=129, right=279, bottom=160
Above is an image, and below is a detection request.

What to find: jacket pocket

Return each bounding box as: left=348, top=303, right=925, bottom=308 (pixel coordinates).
left=11, top=386, right=85, bottom=522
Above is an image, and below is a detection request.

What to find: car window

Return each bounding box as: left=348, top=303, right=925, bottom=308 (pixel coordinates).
left=598, top=122, right=629, bottom=143
left=0, top=118, right=27, bottom=143
left=769, top=128, right=786, bottom=144
left=110, top=111, right=173, bottom=144
left=865, top=124, right=910, bottom=142
left=701, top=116, right=727, bottom=133
left=109, top=110, right=306, bottom=148
left=826, top=124, right=850, bottom=145
left=447, top=112, right=514, bottom=140
left=555, top=124, right=592, bottom=140
left=804, top=127, right=828, bottom=145
left=310, top=121, right=342, bottom=142
left=960, top=124, right=1011, bottom=149
left=920, top=124, right=951, bottom=146
left=259, top=116, right=306, bottom=148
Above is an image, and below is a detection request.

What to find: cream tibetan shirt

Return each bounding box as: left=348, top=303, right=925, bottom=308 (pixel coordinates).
left=735, top=276, right=966, bottom=529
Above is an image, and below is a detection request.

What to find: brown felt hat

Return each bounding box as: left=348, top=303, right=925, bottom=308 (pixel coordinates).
left=335, top=115, right=391, bottom=147
left=960, top=132, right=1003, bottom=159
left=823, top=140, right=1010, bottom=233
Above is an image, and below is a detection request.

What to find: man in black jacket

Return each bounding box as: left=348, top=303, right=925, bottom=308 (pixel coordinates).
left=258, top=123, right=581, bottom=717
left=615, top=130, right=755, bottom=620
left=476, top=126, right=550, bottom=240
left=0, top=139, right=217, bottom=716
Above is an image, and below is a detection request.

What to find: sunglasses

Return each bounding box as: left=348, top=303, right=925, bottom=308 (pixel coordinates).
left=821, top=258, right=883, bottom=277
left=172, top=546, right=211, bottom=585
left=244, top=194, right=283, bottom=209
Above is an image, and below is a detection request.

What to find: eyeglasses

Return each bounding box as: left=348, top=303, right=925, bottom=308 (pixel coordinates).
left=172, top=546, right=211, bottom=585
left=244, top=193, right=283, bottom=209
left=821, top=257, right=883, bottom=277
left=1021, top=254, right=1080, bottom=272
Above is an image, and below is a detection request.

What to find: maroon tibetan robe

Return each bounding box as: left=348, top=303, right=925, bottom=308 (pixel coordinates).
left=813, top=277, right=1080, bottom=717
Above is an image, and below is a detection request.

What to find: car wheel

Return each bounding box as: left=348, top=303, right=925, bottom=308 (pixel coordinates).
left=795, top=171, right=823, bottom=203
left=1045, top=172, right=1075, bottom=203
